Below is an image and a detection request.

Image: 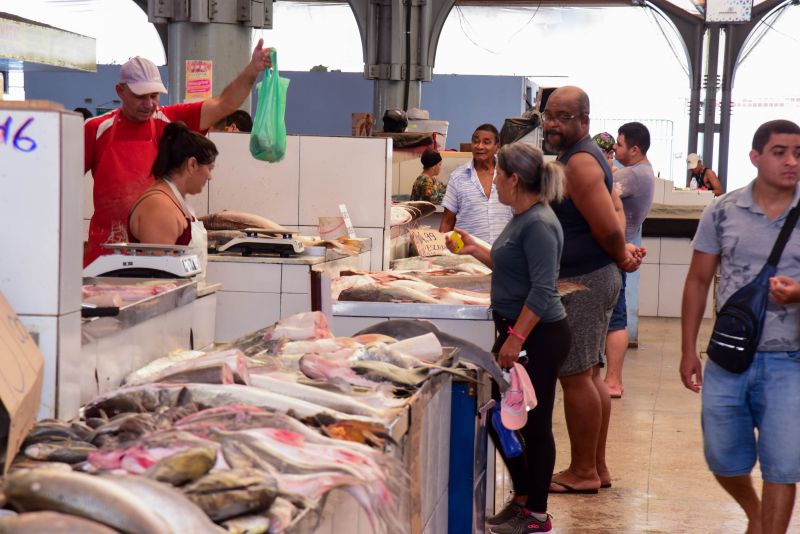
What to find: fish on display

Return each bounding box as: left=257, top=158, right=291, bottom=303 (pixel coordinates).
left=262, top=311, right=332, bottom=343
left=207, top=229, right=247, bottom=250
left=221, top=513, right=272, bottom=534
left=183, top=469, right=278, bottom=522
left=124, top=349, right=251, bottom=387
left=85, top=383, right=385, bottom=425
left=0, top=511, right=119, bottom=534
left=199, top=210, right=289, bottom=233
left=248, top=374, right=398, bottom=420
left=23, top=441, right=97, bottom=464
left=4, top=469, right=171, bottom=534
left=338, top=283, right=442, bottom=304
left=144, top=445, right=217, bottom=485
left=266, top=497, right=297, bottom=533
left=299, top=353, right=384, bottom=390
left=217, top=429, right=402, bottom=533
left=22, top=420, right=92, bottom=447
left=354, top=319, right=510, bottom=392
left=87, top=430, right=216, bottom=474
left=334, top=270, right=492, bottom=305
left=102, top=473, right=224, bottom=533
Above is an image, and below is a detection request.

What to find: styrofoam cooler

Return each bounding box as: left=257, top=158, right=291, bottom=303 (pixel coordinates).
left=407, top=119, right=449, bottom=149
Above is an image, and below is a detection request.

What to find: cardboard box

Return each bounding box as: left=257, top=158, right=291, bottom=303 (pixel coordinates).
left=0, top=292, right=44, bottom=473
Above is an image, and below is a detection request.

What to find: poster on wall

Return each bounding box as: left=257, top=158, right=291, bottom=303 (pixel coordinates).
left=185, top=60, right=213, bottom=102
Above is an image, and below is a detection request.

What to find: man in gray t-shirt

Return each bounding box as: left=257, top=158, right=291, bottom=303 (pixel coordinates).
left=681, top=120, right=800, bottom=533
left=604, top=122, right=655, bottom=398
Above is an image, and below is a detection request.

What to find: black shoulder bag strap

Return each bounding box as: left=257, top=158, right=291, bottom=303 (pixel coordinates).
left=766, top=200, right=800, bottom=268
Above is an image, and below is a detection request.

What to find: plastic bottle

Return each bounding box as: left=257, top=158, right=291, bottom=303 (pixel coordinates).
left=491, top=403, right=523, bottom=458
left=690, top=177, right=698, bottom=190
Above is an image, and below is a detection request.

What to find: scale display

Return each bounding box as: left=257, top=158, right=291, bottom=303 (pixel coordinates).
left=83, top=243, right=202, bottom=278
left=217, top=228, right=305, bottom=257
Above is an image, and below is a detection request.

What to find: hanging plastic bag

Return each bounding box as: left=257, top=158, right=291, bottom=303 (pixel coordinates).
left=250, top=48, right=290, bottom=162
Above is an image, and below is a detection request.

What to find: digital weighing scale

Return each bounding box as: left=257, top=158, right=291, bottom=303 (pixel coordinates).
left=216, top=228, right=305, bottom=257
left=83, top=243, right=202, bottom=278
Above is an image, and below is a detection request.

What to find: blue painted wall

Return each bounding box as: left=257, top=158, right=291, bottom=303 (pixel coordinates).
left=25, top=65, right=169, bottom=117
left=24, top=68, right=524, bottom=148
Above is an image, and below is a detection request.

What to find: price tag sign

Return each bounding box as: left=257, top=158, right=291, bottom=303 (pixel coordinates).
left=339, top=204, right=357, bottom=239
left=185, top=60, right=213, bottom=102
left=0, top=293, right=44, bottom=473
left=410, top=229, right=449, bottom=256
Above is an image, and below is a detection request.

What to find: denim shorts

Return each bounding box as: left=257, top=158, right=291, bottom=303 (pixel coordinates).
left=608, top=270, right=627, bottom=332
left=702, top=350, right=800, bottom=483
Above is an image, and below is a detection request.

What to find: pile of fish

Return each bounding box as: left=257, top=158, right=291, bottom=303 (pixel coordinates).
left=82, top=281, right=178, bottom=308
left=390, top=201, right=436, bottom=227
left=333, top=270, right=492, bottom=306
left=203, top=210, right=292, bottom=250
left=2, top=312, right=503, bottom=533
left=335, top=256, right=589, bottom=306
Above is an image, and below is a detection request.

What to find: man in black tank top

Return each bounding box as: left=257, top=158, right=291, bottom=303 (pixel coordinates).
left=543, top=86, right=644, bottom=495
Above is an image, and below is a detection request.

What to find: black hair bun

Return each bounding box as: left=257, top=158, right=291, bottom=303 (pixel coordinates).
left=163, top=121, right=190, bottom=138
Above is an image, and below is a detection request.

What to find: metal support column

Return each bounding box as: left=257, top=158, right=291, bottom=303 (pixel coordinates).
left=702, top=25, right=720, bottom=171
left=145, top=0, right=269, bottom=112
left=644, top=0, right=705, bottom=185
left=717, top=0, right=790, bottom=191
left=349, top=0, right=455, bottom=120
left=166, top=22, right=252, bottom=107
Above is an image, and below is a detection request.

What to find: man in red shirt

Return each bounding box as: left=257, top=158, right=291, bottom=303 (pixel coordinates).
left=84, top=39, right=272, bottom=266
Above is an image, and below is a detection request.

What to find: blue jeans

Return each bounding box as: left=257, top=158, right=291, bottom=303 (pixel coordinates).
left=702, top=350, right=800, bottom=483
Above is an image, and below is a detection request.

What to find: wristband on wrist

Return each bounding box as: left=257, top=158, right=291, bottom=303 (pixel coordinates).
left=507, top=326, right=526, bottom=342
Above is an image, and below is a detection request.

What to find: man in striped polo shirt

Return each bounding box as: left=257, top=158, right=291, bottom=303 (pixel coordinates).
left=439, top=124, right=513, bottom=244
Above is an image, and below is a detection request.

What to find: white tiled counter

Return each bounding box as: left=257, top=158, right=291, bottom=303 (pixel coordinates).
left=639, top=236, right=713, bottom=318
left=207, top=251, right=371, bottom=342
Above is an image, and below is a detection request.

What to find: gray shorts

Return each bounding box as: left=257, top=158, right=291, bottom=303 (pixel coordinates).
left=559, top=263, right=622, bottom=376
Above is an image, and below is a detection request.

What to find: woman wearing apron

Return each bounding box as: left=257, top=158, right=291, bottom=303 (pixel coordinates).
left=128, top=121, right=217, bottom=277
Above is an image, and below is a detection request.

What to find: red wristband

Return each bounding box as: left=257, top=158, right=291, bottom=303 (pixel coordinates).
left=507, top=326, right=526, bottom=342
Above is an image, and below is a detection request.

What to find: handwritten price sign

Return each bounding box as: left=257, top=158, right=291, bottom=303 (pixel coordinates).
left=0, top=116, right=37, bottom=153
left=410, top=229, right=449, bottom=257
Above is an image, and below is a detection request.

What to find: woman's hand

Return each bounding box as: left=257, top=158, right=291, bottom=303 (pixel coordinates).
left=445, top=227, right=480, bottom=256
left=497, top=335, right=524, bottom=369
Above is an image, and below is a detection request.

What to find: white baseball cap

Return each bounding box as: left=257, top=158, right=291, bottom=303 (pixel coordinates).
left=687, top=153, right=701, bottom=170
left=119, top=57, right=167, bottom=95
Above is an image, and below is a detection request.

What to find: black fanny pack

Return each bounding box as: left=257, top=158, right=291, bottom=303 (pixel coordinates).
left=707, top=201, right=800, bottom=373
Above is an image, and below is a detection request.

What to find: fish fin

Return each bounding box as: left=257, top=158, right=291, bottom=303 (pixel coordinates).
left=422, top=364, right=479, bottom=382
left=176, top=387, right=193, bottom=407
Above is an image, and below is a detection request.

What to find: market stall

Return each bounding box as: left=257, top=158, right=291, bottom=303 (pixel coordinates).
left=1, top=311, right=491, bottom=533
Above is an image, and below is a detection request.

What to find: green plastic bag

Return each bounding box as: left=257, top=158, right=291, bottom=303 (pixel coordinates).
left=250, top=48, right=290, bottom=162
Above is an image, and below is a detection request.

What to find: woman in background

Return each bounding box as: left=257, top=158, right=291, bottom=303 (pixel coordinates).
left=448, top=142, right=570, bottom=534
left=128, top=121, right=217, bottom=275
left=410, top=148, right=446, bottom=203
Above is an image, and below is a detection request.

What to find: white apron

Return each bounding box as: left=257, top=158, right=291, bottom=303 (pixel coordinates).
left=164, top=178, right=208, bottom=281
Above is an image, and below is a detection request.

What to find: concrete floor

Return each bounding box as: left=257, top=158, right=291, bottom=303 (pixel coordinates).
left=494, top=316, right=800, bottom=533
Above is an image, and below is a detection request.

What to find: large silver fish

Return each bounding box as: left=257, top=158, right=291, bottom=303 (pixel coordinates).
left=248, top=374, right=398, bottom=420
left=85, top=383, right=384, bottom=425
left=354, top=320, right=510, bottom=392
left=124, top=349, right=250, bottom=387
left=103, top=474, right=224, bottom=533
left=0, top=511, right=119, bottom=534
left=4, top=469, right=171, bottom=534
left=199, top=211, right=289, bottom=233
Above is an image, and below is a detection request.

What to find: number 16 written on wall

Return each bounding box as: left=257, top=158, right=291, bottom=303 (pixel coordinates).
left=0, top=116, right=37, bottom=153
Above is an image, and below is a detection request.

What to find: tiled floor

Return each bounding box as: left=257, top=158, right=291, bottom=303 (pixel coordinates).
left=494, top=316, right=800, bottom=533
